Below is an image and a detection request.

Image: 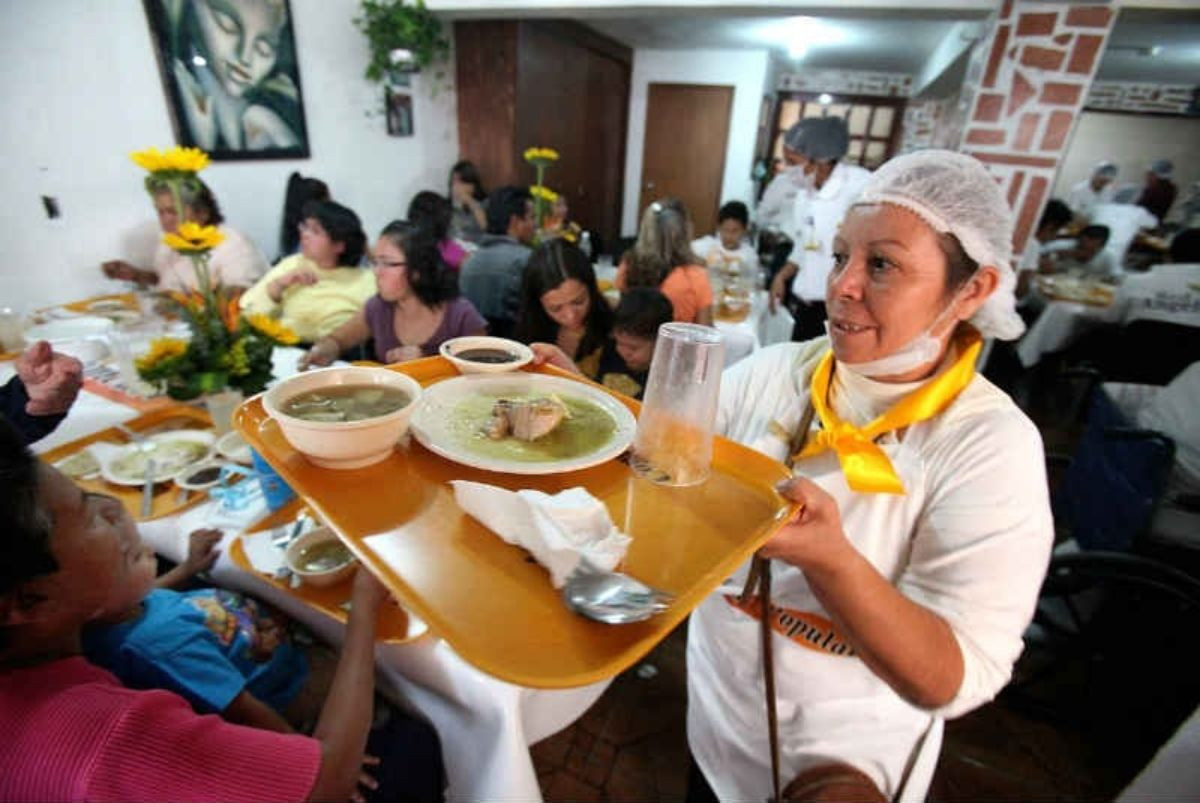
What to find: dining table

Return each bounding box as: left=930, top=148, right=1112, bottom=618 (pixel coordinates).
left=1016, top=276, right=1123, bottom=368
left=3, top=333, right=609, bottom=802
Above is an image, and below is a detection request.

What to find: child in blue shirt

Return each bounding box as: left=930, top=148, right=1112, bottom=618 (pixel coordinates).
left=83, top=529, right=313, bottom=733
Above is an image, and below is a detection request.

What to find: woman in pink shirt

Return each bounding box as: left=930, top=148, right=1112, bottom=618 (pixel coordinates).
left=616, top=197, right=714, bottom=325
left=0, top=420, right=386, bottom=803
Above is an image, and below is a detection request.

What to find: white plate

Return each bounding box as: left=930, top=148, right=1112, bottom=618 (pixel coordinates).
left=410, top=373, right=636, bottom=475
left=25, top=316, right=114, bottom=342
left=97, top=430, right=217, bottom=486
left=216, top=431, right=253, bottom=464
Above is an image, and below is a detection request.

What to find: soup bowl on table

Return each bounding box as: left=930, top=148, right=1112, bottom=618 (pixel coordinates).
left=440, top=336, right=533, bottom=374
left=263, top=365, right=422, bottom=469
left=285, top=527, right=357, bottom=587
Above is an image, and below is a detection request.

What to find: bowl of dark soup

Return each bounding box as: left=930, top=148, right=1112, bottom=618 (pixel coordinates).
left=263, top=366, right=422, bottom=469
left=440, top=336, right=533, bottom=374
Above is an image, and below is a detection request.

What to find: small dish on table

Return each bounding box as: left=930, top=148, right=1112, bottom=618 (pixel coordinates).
left=440, top=336, right=533, bottom=374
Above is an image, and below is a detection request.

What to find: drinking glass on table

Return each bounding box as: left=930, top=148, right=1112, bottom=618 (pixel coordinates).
left=629, top=323, right=724, bottom=486
left=0, top=307, right=24, bottom=353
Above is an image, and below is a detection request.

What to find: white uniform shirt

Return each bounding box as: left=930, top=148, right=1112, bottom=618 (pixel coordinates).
left=152, top=224, right=269, bottom=292
left=1090, top=203, right=1158, bottom=263
left=687, top=337, right=1053, bottom=800
left=1117, top=263, right=1200, bottom=328
left=787, top=163, right=872, bottom=302
left=756, top=171, right=803, bottom=231
left=691, top=235, right=759, bottom=275
left=1066, top=179, right=1115, bottom=221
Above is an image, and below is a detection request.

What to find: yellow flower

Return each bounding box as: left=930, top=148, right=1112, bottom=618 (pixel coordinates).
left=245, top=313, right=299, bottom=345
left=163, top=222, right=225, bottom=253
left=523, top=146, right=559, bottom=163
left=130, top=146, right=210, bottom=174
left=135, top=338, right=188, bottom=373
left=530, top=185, right=559, bottom=203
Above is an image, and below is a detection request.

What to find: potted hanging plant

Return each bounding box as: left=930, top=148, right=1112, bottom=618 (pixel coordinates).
left=355, top=0, right=450, bottom=84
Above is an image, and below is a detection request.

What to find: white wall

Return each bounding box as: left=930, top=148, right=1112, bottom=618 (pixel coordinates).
left=621, top=48, right=770, bottom=236
left=0, top=0, right=459, bottom=312
left=1054, top=111, right=1200, bottom=221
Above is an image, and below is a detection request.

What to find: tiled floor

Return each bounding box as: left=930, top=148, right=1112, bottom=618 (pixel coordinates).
left=530, top=620, right=1165, bottom=801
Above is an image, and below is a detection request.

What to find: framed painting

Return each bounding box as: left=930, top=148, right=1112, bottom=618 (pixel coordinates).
left=385, top=88, right=413, bottom=137
left=143, top=0, right=311, bottom=160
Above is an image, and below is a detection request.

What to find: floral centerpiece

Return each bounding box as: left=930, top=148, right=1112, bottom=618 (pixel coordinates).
left=130, top=146, right=297, bottom=400
left=523, top=146, right=559, bottom=230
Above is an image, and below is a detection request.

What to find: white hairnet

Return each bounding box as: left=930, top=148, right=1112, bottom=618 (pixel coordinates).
left=1150, top=158, right=1174, bottom=178
left=1094, top=160, right=1118, bottom=179
left=854, top=149, right=1025, bottom=341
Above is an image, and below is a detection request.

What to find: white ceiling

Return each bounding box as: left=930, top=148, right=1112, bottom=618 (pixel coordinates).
left=580, top=6, right=1199, bottom=87
left=1100, top=7, right=1200, bottom=84
left=585, top=13, right=985, bottom=74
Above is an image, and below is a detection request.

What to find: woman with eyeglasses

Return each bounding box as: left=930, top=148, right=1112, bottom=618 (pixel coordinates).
left=240, top=200, right=375, bottom=345
left=299, top=221, right=486, bottom=369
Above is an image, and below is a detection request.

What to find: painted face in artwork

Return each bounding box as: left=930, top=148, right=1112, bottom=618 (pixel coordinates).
left=196, top=0, right=286, bottom=98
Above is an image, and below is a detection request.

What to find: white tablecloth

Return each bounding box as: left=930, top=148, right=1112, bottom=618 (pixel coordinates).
left=1016, top=298, right=1122, bottom=368
left=11, top=348, right=607, bottom=802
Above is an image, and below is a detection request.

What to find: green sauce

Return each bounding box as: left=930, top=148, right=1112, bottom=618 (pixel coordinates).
left=446, top=394, right=616, bottom=462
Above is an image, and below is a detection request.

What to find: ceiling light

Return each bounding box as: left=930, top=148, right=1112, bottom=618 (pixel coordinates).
left=191, top=55, right=207, bottom=67
left=1149, top=45, right=1163, bottom=57
left=818, top=93, right=833, bottom=105
left=756, top=15, right=852, bottom=61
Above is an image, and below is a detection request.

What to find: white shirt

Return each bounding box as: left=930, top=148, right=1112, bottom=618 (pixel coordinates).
left=756, top=171, right=803, bottom=230
left=687, top=337, right=1053, bottom=800
left=1090, top=202, right=1158, bottom=263
left=787, top=163, right=872, bottom=302
left=1066, top=179, right=1115, bottom=221
left=152, top=224, right=269, bottom=292
left=1117, top=262, right=1200, bottom=329
left=691, top=235, right=759, bottom=275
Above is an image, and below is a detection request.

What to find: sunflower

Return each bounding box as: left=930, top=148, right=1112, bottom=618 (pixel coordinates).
left=245, top=313, right=299, bottom=346
left=530, top=185, right=559, bottom=203
left=135, top=338, right=189, bottom=374
left=163, top=222, right=226, bottom=253
left=523, top=146, right=560, bottom=163
left=130, top=146, right=210, bottom=174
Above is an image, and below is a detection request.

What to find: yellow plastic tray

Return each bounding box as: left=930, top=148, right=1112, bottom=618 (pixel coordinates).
left=234, top=357, right=794, bottom=688
left=40, top=405, right=219, bottom=522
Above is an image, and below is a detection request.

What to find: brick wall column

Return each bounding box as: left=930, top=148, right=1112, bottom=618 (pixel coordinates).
left=957, top=1, right=1116, bottom=255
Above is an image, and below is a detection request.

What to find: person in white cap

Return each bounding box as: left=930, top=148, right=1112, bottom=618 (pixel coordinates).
left=756, top=120, right=816, bottom=230
left=687, top=150, right=1052, bottom=803
left=768, top=116, right=872, bottom=341
left=1138, top=158, right=1178, bottom=222
left=1066, top=160, right=1118, bottom=222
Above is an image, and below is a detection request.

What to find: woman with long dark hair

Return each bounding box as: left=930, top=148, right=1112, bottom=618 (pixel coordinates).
left=278, top=172, right=330, bottom=260
left=300, top=220, right=486, bottom=368
left=448, top=160, right=488, bottom=243
left=408, top=190, right=466, bottom=271
left=515, top=239, right=612, bottom=378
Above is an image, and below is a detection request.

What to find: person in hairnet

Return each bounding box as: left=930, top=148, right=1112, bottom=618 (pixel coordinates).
left=1066, top=160, right=1118, bottom=222
left=1137, top=158, right=1178, bottom=222
left=756, top=119, right=815, bottom=230
left=686, top=150, right=1053, bottom=803
left=768, top=116, right=873, bottom=341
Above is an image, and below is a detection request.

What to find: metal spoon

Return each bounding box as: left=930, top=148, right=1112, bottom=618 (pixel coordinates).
left=562, top=563, right=674, bottom=624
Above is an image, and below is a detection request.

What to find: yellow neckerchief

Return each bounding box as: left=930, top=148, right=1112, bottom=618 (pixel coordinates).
left=795, top=327, right=983, bottom=494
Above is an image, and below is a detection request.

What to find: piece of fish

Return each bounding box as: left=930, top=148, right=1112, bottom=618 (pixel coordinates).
left=484, top=397, right=567, bottom=441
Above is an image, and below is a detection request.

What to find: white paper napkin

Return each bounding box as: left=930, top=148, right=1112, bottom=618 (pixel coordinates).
left=450, top=480, right=632, bottom=589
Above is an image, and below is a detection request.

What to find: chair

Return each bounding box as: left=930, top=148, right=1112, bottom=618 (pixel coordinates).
left=1049, top=386, right=1176, bottom=552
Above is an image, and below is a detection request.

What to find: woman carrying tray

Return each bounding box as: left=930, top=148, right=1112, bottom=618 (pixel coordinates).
left=686, top=151, right=1054, bottom=802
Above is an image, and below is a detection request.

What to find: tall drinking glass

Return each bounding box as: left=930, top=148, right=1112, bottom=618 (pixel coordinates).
left=0, top=308, right=24, bottom=353
left=629, top=323, right=725, bottom=486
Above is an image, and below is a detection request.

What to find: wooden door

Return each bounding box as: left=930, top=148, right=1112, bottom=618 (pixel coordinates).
left=639, top=83, right=733, bottom=237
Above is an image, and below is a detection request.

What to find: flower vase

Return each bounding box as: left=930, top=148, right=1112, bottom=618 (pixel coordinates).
left=202, top=387, right=244, bottom=436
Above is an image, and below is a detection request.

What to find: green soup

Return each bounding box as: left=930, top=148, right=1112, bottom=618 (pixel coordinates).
left=296, top=540, right=353, bottom=573
left=447, top=394, right=615, bottom=462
